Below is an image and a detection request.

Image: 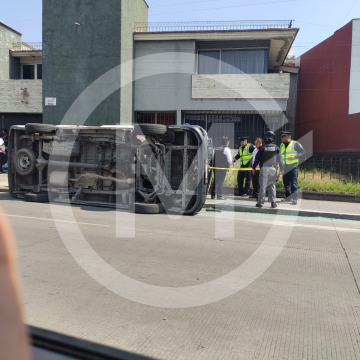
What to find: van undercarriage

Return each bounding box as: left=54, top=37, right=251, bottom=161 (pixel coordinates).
left=8, top=123, right=212, bottom=215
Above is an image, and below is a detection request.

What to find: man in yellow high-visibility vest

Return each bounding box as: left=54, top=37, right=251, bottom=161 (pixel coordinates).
left=280, top=131, right=306, bottom=205
left=233, top=136, right=256, bottom=196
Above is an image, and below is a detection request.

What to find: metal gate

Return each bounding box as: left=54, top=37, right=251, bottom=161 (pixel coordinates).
left=184, top=112, right=292, bottom=147
left=184, top=113, right=266, bottom=147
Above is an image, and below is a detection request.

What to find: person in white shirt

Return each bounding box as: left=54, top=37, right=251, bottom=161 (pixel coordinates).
left=249, top=138, right=263, bottom=199
left=211, top=136, right=233, bottom=200
left=0, top=138, right=5, bottom=173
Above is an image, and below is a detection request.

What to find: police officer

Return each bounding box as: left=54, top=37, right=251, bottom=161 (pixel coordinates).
left=211, top=136, right=232, bottom=200
left=252, top=131, right=284, bottom=208
left=233, top=136, right=256, bottom=196
left=280, top=131, right=306, bottom=205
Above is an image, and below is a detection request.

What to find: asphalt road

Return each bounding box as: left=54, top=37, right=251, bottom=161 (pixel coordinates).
left=1, top=191, right=360, bottom=360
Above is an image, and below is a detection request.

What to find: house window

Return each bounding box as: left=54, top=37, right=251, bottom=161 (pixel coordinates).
left=198, top=49, right=268, bottom=75
left=21, top=64, right=42, bottom=79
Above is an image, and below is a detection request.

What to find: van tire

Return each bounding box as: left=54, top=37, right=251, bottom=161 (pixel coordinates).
left=14, top=148, right=38, bottom=176
left=24, top=192, right=49, bottom=203
left=134, top=202, right=165, bottom=214
left=133, top=124, right=167, bottom=136
left=25, top=123, right=56, bottom=134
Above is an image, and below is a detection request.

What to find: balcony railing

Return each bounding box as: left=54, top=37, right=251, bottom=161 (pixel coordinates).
left=11, top=42, right=42, bottom=51
left=134, top=20, right=293, bottom=33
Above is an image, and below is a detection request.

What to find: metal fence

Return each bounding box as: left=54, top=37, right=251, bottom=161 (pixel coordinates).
left=292, top=158, right=360, bottom=194
left=11, top=42, right=42, bottom=51
left=134, top=20, right=293, bottom=33
left=225, top=158, right=360, bottom=195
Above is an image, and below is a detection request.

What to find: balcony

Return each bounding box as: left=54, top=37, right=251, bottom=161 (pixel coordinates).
left=134, top=20, right=293, bottom=33
left=10, top=42, right=42, bottom=58
left=11, top=42, right=42, bottom=51
left=192, top=73, right=290, bottom=100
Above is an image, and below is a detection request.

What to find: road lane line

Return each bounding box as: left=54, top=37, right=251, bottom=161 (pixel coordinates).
left=200, top=212, right=360, bottom=233
left=5, top=214, right=110, bottom=227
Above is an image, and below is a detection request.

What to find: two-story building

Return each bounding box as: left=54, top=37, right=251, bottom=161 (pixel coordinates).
left=0, top=21, right=42, bottom=129
left=134, top=20, right=299, bottom=146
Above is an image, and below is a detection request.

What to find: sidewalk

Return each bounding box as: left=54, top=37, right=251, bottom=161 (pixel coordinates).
left=205, top=194, right=360, bottom=221
left=0, top=172, right=9, bottom=192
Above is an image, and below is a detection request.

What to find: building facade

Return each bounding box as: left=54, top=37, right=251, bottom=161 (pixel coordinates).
left=42, top=0, right=148, bottom=126
left=296, top=19, right=360, bottom=158
left=0, top=21, right=42, bottom=129
left=134, top=21, right=299, bottom=146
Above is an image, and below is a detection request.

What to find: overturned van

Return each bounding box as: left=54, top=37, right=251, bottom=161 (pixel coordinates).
left=8, top=123, right=213, bottom=215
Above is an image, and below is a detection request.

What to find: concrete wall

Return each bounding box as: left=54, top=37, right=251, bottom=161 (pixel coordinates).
left=0, top=80, right=42, bottom=113
left=349, top=19, right=360, bottom=115
left=0, top=24, right=21, bottom=80
left=134, top=40, right=287, bottom=124
left=286, top=73, right=298, bottom=133
left=120, top=0, right=148, bottom=124
left=42, top=0, right=122, bottom=125
left=192, top=73, right=290, bottom=99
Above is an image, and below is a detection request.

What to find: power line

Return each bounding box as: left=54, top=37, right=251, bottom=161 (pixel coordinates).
left=151, top=0, right=219, bottom=8
left=5, top=19, right=42, bottom=24
left=150, top=0, right=297, bottom=16
left=293, top=20, right=337, bottom=28
left=339, top=0, right=359, bottom=27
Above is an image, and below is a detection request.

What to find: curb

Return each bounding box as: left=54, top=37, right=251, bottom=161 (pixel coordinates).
left=222, top=187, right=360, bottom=203
left=0, top=188, right=9, bottom=193
left=204, top=202, right=360, bottom=221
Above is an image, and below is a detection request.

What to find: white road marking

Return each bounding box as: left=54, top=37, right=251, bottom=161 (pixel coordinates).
left=200, top=212, right=360, bottom=234
left=5, top=214, right=110, bottom=227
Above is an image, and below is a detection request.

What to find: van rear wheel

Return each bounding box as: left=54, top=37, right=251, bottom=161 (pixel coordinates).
left=24, top=193, right=49, bottom=203
left=134, top=202, right=165, bottom=214
left=14, top=148, right=38, bottom=176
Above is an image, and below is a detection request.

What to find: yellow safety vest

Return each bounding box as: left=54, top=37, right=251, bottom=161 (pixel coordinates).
left=280, top=141, right=299, bottom=165
left=239, top=144, right=252, bottom=166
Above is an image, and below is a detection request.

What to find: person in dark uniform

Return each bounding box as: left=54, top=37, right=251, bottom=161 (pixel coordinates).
left=249, top=137, right=263, bottom=199
left=280, top=131, right=306, bottom=205
left=211, top=136, right=232, bottom=200
left=252, top=131, right=284, bottom=208
left=233, top=136, right=256, bottom=196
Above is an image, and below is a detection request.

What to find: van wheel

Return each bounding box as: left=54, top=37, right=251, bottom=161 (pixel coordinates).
left=134, top=202, right=165, bottom=214
left=25, top=123, right=56, bottom=134
left=24, top=192, right=49, bottom=203
left=133, top=124, right=167, bottom=136
left=14, top=148, right=38, bottom=176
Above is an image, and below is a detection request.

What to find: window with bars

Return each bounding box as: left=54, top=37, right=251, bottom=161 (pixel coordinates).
left=135, top=112, right=176, bottom=126
left=184, top=113, right=270, bottom=147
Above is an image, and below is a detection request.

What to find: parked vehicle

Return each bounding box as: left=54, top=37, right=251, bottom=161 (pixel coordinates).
left=8, top=123, right=212, bottom=215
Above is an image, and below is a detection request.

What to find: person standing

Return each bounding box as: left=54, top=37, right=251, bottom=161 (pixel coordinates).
left=0, top=129, right=8, bottom=172
left=249, top=138, right=262, bottom=199
left=280, top=131, right=306, bottom=205
left=252, top=131, right=284, bottom=208
left=211, top=136, right=232, bottom=200
left=233, top=136, right=255, bottom=196
left=0, top=136, right=6, bottom=174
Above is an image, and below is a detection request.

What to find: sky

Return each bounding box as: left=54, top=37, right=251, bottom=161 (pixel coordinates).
left=1, top=0, right=359, bottom=56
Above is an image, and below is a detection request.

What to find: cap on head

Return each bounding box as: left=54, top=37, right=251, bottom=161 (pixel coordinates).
left=239, top=136, right=248, bottom=142
left=281, top=131, right=292, bottom=137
